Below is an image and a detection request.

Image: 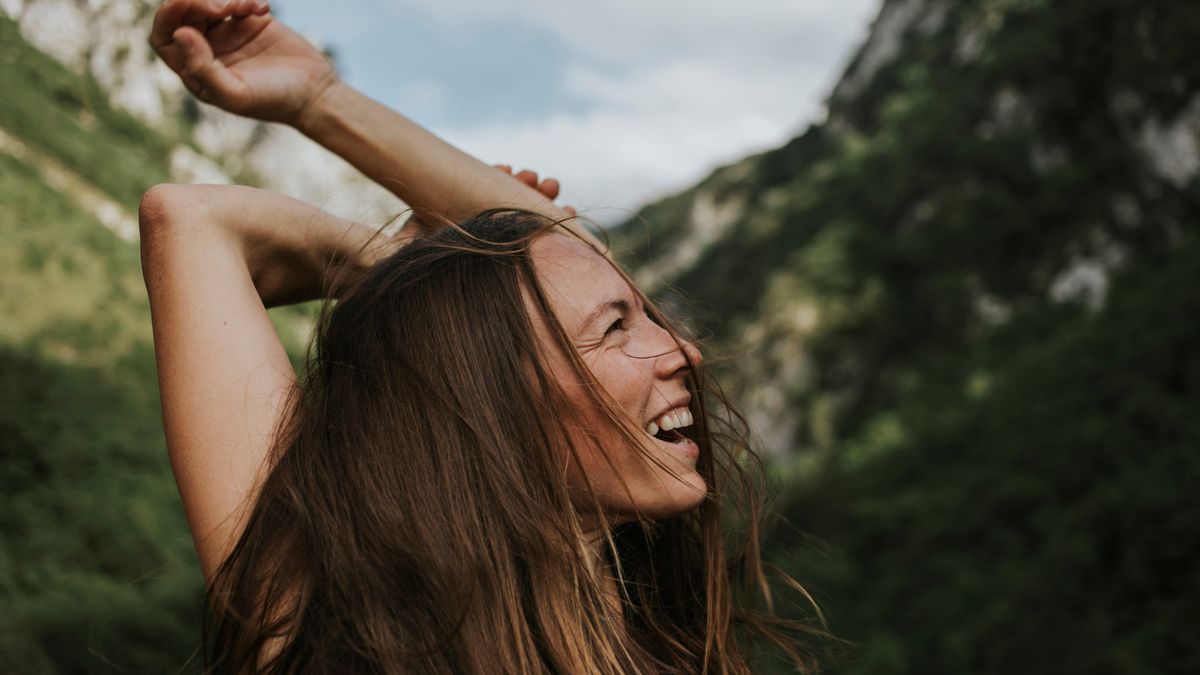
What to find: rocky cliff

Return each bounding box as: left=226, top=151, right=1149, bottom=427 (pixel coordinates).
left=2, top=0, right=403, bottom=224
left=615, top=1, right=1200, bottom=670
left=616, top=0, right=1199, bottom=459
left=3, top=0, right=1198, bottom=671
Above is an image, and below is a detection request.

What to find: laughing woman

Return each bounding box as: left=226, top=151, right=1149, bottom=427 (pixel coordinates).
left=142, top=0, right=825, bottom=672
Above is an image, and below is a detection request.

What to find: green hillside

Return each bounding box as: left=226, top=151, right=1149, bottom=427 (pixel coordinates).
left=0, top=150, right=202, bottom=672
left=0, top=15, right=311, bottom=672
left=0, top=16, right=178, bottom=208
left=5, top=0, right=1199, bottom=670
left=615, top=0, right=1200, bottom=672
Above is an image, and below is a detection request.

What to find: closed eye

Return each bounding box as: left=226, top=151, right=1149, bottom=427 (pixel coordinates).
left=608, top=305, right=661, bottom=336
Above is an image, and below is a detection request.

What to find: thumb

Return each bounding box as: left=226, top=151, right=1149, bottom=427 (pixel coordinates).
left=173, top=26, right=241, bottom=102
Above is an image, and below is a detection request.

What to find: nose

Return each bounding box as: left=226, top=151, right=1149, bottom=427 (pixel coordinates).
left=654, top=334, right=703, bottom=380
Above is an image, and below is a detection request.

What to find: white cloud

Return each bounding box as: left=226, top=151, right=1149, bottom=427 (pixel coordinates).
left=438, top=58, right=830, bottom=221
left=373, top=0, right=880, bottom=220
left=394, top=78, right=447, bottom=117
left=563, top=60, right=823, bottom=121
left=378, top=0, right=875, bottom=66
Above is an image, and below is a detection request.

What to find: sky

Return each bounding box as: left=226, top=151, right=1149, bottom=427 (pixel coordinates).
left=276, top=0, right=881, bottom=223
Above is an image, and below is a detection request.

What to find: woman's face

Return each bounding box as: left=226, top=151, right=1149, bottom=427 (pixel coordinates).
left=527, top=233, right=707, bottom=522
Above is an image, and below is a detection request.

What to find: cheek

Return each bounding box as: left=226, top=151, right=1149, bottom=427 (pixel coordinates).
left=559, top=432, right=631, bottom=511
left=555, top=354, right=670, bottom=509
left=557, top=404, right=645, bottom=504
left=583, top=350, right=647, bottom=410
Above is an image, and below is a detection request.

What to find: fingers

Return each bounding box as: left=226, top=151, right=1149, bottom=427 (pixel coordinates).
left=514, top=169, right=559, bottom=200
left=150, top=0, right=190, bottom=49
left=513, top=169, right=537, bottom=188
left=231, top=0, right=267, bottom=18
left=151, top=0, right=223, bottom=48
left=151, top=0, right=270, bottom=60
left=172, top=25, right=242, bottom=102
left=538, top=177, right=560, bottom=200
left=493, top=164, right=564, bottom=202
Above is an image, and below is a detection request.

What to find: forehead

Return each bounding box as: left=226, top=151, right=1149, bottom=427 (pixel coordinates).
left=529, top=234, right=630, bottom=331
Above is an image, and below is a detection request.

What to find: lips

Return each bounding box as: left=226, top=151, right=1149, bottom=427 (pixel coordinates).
left=645, top=394, right=692, bottom=427
left=649, top=426, right=699, bottom=461
left=644, top=411, right=699, bottom=462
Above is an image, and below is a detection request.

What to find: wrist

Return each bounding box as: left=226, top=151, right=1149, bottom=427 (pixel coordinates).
left=293, top=75, right=351, bottom=137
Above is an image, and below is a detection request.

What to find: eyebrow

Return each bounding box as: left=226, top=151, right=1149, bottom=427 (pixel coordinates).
left=575, top=299, right=630, bottom=338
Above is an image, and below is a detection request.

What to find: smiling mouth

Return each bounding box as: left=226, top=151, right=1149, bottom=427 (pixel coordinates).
left=652, top=427, right=688, bottom=445
left=648, top=424, right=699, bottom=461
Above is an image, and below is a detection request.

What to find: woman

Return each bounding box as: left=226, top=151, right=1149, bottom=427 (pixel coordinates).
left=143, top=0, right=824, bottom=672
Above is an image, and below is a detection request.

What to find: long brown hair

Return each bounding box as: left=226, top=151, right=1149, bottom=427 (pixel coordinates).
left=203, top=209, right=826, bottom=673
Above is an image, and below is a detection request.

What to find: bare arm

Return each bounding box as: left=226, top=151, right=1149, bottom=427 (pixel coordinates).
left=215, top=183, right=401, bottom=308
left=139, top=183, right=386, bottom=580
left=292, top=81, right=579, bottom=226
left=149, top=0, right=602, bottom=248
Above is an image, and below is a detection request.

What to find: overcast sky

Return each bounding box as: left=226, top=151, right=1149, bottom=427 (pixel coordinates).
left=276, top=0, right=880, bottom=222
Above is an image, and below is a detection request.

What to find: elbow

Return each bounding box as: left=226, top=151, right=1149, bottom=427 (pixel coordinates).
left=138, top=184, right=218, bottom=259
left=139, top=186, right=191, bottom=294
left=138, top=183, right=185, bottom=242
left=139, top=184, right=214, bottom=277
left=139, top=184, right=180, bottom=276
left=138, top=184, right=181, bottom=256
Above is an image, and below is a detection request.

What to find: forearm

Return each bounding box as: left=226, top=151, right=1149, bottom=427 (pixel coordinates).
left=147, top=1, right=601, bottom=247
left=146, top=184, right=395, bottom=308
left=296, top=81, right=553, bottom=220
left=234, top=188, right=395, bottom=307
left=295, top=81, right=604, bottom=249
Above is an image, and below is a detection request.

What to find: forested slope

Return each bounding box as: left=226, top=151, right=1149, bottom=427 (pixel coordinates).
left=613, top=0, right=1200, bottom=672
left=5, top=0, right=1200, bottom=671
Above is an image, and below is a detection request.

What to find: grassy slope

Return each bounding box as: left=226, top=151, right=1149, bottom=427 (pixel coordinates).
left=0, top=16, right=315, bottom=672
left=0, top=153, right=204, bottom=672
left=0, top=16, right=176, bottom=208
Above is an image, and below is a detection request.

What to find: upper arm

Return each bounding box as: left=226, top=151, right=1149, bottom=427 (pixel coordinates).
left=139, top=184, right=296, bottom=582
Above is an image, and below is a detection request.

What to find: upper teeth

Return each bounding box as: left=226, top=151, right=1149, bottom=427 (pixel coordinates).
left=645, top=407, right=693, bottom=436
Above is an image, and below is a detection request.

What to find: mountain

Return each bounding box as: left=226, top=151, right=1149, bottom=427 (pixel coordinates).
left=617, top=0, right=1198, bottom=459
left=2, top=0, right=405, bottom=222
left=4, top=0, right=1199, bottom=671
left=613, top=0, right=1200, bottom=672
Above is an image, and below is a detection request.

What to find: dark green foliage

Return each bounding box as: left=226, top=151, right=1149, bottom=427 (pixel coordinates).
left=615, top=0, right=1200, bottom=672
left=3, top=0, right=1199, bottom=670
left=1, top=129, right=205, bottom=670
left=0, top=345, right=205, bottom=674
left=0, top=29, right=314, bottom=667
left=774, top=241, right=1200, bottom=674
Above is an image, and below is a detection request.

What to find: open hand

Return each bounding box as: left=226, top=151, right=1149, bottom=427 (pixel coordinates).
left=494, top=165, right=577, bottom=217
left=150, top=0, right=339, bottom=125
left=404, top=165, right=576, bottom=236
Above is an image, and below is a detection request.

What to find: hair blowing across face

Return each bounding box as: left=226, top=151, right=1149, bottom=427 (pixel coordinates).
left=202, top=209, right=827, bottom=674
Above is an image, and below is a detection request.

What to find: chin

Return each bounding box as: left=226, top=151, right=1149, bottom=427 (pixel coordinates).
left=641, top=470, right=709, bottom=520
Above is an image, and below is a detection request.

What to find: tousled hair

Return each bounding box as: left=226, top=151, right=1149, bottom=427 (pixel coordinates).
left=203, top=209, right=826, bottom=673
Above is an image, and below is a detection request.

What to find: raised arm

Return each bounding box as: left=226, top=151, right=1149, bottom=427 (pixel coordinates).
left=292, top=81, right=576, bottom=227
left=139, top=183, right=388, bottom=580
left=149, top=0, right=600, bottom=246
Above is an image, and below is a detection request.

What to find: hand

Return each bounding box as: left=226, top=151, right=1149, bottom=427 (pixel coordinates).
left=404, top=165, right=576, bottom=236
left=493, top=165, right=577, bottom=217
left=150, top=0, right=339, bottom=125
